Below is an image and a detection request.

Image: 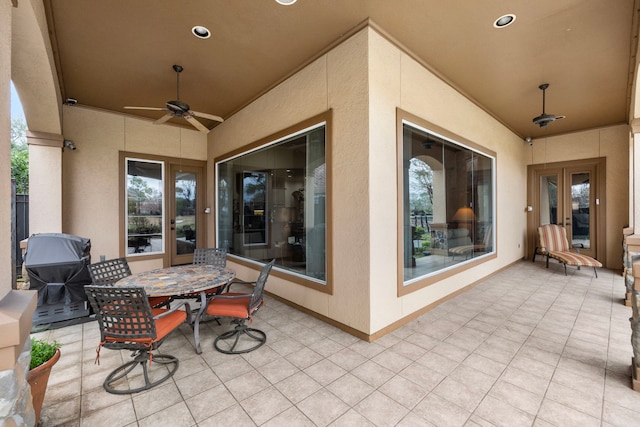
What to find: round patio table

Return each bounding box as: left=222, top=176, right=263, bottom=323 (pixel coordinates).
left=115, top=264, right=236, bottom=354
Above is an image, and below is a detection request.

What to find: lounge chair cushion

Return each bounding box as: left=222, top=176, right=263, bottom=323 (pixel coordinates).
left=548, top=251, right=602, bottom=268
left=535, top=224, right=602, bottom=276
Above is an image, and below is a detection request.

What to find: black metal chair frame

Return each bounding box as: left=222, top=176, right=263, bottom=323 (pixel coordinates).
left=88, top=257, right=132, bottom=285
left=85, top=285, right=190, bottom=394
left=88, top=258, right=172, bottom=307
left=192, top=247, right=227, bottom=267
left=205, top=259, right=274, bottom=354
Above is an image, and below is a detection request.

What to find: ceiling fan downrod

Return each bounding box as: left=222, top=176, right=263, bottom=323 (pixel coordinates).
left=173, top=64, right=183, bottom=101
left=539, top=83, right=548, bottom=115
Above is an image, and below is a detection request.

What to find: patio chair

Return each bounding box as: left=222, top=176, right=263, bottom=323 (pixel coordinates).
left=84, top=285, right=190, bottom=394
left=203, top=259, right=275, bottom=354
left=193, top=247, right=227, bottom=267
left=449, top=225, right=492, bottom=260
left=533, top=224, right=602, bottom=277
left=88, top=257, right=172, bottom=308
left=174, top=248, right=228, bottom=303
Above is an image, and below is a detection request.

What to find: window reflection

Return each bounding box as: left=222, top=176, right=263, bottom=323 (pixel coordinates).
left=217, top=123, right=327, bottom=282
left=126, top=159, right=164, bottom=255
left=402, top=122, right=495, bottom=283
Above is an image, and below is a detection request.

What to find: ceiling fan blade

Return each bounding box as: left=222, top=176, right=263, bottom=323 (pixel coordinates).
left=184, top=114, right=210, bottom=133
left=190, top=110, right=224, bottom=122
left=124, top=106, right=166, bottom=111
left=556, top=115, right=566, bottom=120
left=153, top=113, right=174, bottom=124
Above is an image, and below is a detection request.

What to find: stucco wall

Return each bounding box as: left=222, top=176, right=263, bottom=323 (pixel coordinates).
left=209, top=27, right=529, bottom=335
left=61, top=105, right=207, bottom=272
left=526, top=125, right=630, bottom=269
left=209, top=29, right=371, bottom=332
left=368, top=30, right=527, bottom=332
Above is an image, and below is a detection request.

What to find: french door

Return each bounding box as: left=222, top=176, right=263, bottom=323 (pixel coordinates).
left=170, top=164, right=205, bottom=266
left=527, top=158, right=605, bottom=262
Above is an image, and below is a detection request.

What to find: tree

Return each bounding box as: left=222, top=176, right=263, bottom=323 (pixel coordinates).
left=11, top=118, right=29, bottom=194
left=409, top=157, right=433, bottom=214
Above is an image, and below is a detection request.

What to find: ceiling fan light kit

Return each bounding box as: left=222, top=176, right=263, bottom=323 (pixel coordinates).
left=124, top=64, right=223, bottom=133
left=532, top=83, right=566, bottom=128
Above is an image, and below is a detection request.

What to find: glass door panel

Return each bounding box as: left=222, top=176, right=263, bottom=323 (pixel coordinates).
left=539, top=173, right=559, bottom=225
left=570, top=172, right=590, bottom=248
left=171, top=165, right=204, bottom=265
left=175, top=171, right=197, bottom=254
left=565, top=165, right=596, bottom=258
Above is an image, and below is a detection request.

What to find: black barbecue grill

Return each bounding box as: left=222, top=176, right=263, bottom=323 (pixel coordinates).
left=24, top=233, right=92, bottom=325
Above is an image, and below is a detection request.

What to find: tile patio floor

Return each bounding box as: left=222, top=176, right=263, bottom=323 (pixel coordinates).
left=33, top=260, right=640, bottom=426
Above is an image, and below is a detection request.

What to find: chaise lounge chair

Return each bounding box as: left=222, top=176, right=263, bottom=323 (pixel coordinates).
left=533, top=224, right=602, bottom=277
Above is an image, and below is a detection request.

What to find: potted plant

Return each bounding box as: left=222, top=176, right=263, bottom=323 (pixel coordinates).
left=28, top=338, right=61, bottom=426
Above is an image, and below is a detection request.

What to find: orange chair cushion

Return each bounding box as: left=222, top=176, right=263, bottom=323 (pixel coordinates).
left=104, top=308, right=186, bottom=345
left=205, top=293, right=251, bottom=319
left=148, top=296, right=172, bottom=307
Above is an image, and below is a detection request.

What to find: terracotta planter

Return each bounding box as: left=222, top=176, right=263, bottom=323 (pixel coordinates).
left=27, top=348, right=61, bottom=426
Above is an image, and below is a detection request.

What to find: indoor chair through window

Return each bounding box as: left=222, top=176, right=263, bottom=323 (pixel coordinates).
left=88, top=257, right=172, bottom=308
left=84, top=285, right=190, bottom=394
left=202, top=259, right=275, bottom=354
left=533, top=224, right=602, bottom=277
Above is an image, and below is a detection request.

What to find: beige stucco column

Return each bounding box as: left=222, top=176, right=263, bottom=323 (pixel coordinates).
left=1, top=2, right=38, bottom=426
left=27, top=131, right=63, bottom=234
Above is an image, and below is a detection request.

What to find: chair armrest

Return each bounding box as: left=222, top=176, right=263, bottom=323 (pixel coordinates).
left=206, top=292, right=253, bottom=302
left=223, top=279, right=257, bottom=293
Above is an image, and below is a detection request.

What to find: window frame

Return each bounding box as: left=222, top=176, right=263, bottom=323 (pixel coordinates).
left=396, top=109, right=497, bottom=297
left=124, top=156, right=165, bottom=258
left=214, top=111, right=333, bottom=294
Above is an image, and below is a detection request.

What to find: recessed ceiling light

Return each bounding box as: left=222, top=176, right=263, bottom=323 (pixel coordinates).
left=192, top=26, right=211, bottom=39
left=276, top=0, right=297, bottom=5
left=493, top=14, right=516, bottom=28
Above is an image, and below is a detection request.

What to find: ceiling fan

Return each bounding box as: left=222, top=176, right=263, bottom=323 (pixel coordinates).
left=124, top=64, right=223, bottom=133
left=532, top=83, right=566, bottom=128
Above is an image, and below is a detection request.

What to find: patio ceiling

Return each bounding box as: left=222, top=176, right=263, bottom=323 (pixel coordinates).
left=44, top=0, right=638, bottom=139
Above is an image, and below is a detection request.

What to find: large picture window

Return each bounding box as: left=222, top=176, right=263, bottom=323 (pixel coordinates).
left=126, top=158, right=165, bottom=255
left=217, top=119, right=328, bottom=284
left=400, top=117, right=495, bottom=287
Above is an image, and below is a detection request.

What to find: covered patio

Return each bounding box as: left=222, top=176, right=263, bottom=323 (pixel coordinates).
left=4, top=1, right=640, bottom=425
left=34, top=261, right=640, bottom=426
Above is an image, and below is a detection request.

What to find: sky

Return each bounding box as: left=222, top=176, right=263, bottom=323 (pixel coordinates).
left=10, top=81, right=26, bottom=122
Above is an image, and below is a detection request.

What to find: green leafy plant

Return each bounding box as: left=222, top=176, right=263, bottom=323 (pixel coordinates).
left=30, top=338, right=61, bottom=370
